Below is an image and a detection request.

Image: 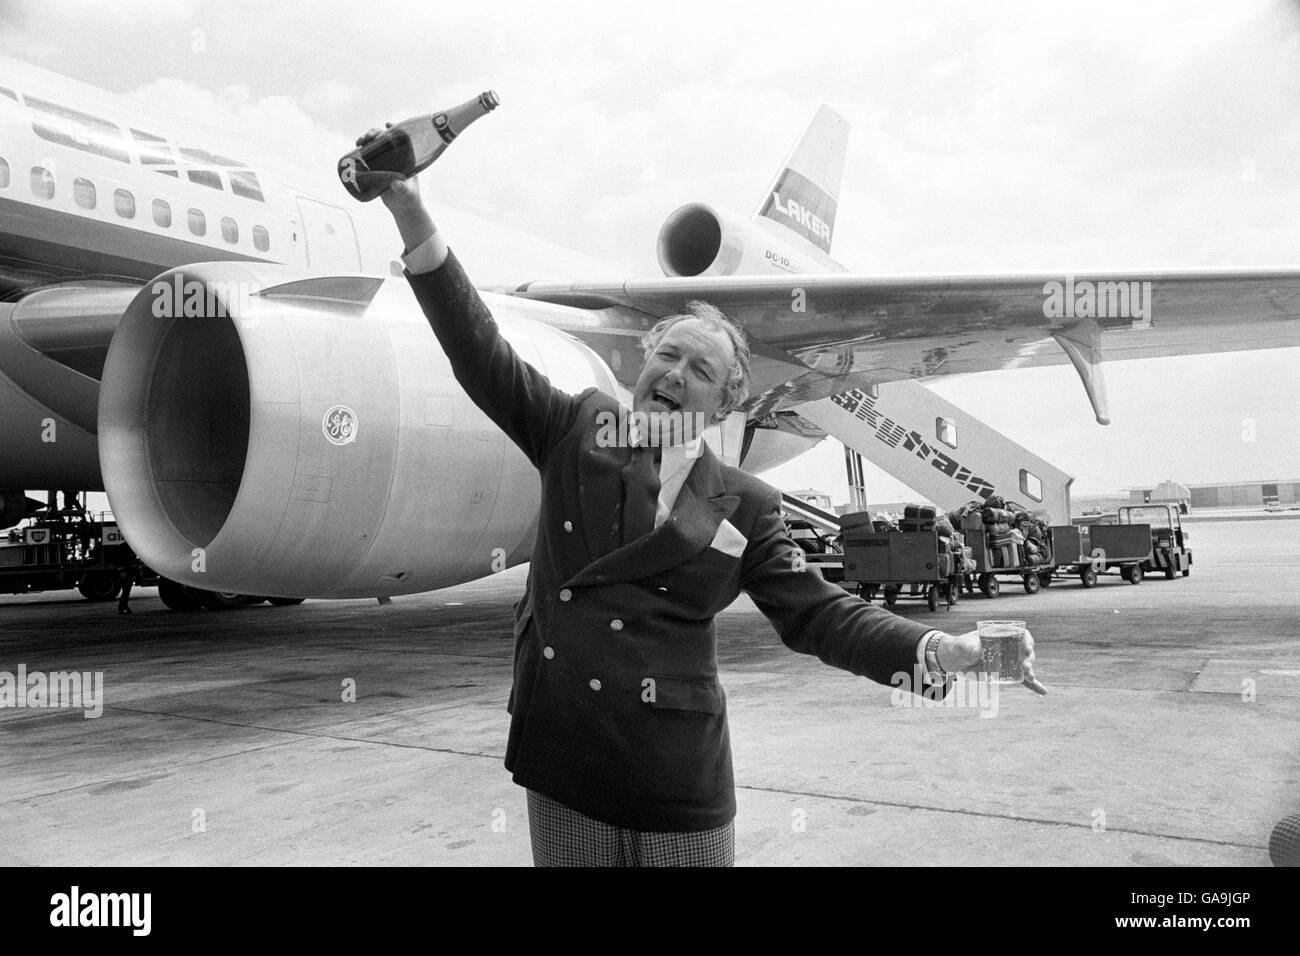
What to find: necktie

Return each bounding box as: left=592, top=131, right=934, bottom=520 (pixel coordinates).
left=621, top=443, right=661, bottom=544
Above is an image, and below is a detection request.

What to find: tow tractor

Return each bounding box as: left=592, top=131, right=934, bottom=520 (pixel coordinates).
left=0, top=511, right=155, bottom=600
left=1048, top=503, right=1192, bottom=586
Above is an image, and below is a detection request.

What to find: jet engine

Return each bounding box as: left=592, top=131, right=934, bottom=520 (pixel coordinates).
left=97, top=263, right=618, bottom=599
left=656, top=202, right=834, bottom=277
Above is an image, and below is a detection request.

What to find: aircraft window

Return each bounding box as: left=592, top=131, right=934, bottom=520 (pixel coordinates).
left=228, top=169, right=264, bottom=202
left=26, top=96, right=129, bottom=164
left=74, top=177, right=97, bottom=209
left=130, top=129, right=180, bottom=178
left=211, top=155, right=265, bottom=202
left=179, top=148, right=223, bottom=190
left=114, top=188, right=136, bottom=219
left=1019, top=469, right=1043, bottom=502
left=153, top=198, right=172, bottom=228
left=30, top=166, right=54, bottom=199
left=0, top=157, right=9, bottom=189
left=935, top=417, right=957, bottom=449
left=221, top=217, right=239, bottom=244
left=252, top=225, right=270, bottom=252
left=188, top=208, right=206, bottom=236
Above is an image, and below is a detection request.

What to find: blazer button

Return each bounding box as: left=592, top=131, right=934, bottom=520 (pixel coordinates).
left=609, top=619, right=623, bottom=631
left=543, top=646, right=555, bottom=659
left=563, top=520, right=573, bottom=532
left=559, top=588, right=572, bottom=602
left=589, top=679, right=602, bottom=691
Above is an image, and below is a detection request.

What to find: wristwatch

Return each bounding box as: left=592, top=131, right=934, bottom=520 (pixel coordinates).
left=924, top=630, right=946, bottom=680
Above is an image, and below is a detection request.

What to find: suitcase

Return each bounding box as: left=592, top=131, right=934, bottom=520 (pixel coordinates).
left=983, top=507, right=1014, bottom=525
left=838, top=510, right=874, bottom=532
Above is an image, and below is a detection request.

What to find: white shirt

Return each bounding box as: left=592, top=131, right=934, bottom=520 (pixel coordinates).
left=650, top=437, right=696, bottom=530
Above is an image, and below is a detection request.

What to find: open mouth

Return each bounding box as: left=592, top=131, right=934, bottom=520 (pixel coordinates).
left=651, top=389, right=681, bottom=411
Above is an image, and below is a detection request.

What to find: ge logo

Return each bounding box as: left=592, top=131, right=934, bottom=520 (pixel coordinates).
left=323, top=405, right=358, bottom=446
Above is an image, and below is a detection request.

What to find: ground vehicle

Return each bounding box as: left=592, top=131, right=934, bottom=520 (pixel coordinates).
left=0, top=514, right=306, bottom=609
left=1049, top=503, right=1191, bottom=586
left=0, top=512, right=155, bottom=600
left=784, top=517, right=852, bottom=589
left=956, top=512, right=1054, bottom=598
left=839, top=510, right=966, bottom=612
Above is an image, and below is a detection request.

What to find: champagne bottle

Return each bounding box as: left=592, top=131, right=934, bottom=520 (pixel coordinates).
left=338, top=90, right=500, bottom=202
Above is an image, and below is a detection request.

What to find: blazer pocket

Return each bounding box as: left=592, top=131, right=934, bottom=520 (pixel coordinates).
left=645, top=676, right=724, bottom=714
left=708, top=518, right=747, bottom=557
left=631, top=676, right=727, bottom=800
left=695, top=547, right=740, bottom=573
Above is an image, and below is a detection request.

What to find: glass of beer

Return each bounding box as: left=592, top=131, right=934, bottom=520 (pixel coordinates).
left=976, top=620, right=1026, bottom=684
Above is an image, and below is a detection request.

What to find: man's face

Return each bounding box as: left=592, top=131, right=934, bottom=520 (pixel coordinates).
left=631, top=318, right=735, bottom=442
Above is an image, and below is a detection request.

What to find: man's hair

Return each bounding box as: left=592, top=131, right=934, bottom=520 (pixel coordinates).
left=639, top=301, right=751, bottom=423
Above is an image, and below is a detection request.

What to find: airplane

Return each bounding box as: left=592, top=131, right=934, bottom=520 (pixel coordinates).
left=1, top=53, right=1298, bottom=609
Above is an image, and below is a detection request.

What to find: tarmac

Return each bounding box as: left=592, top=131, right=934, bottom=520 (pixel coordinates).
left=1, top=518, right=1296, bottom=866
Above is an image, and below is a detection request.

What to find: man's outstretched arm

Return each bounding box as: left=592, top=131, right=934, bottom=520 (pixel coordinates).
left=740, top=487, right=1046, bottom=695
left=368, top=139, right=585, bottom=467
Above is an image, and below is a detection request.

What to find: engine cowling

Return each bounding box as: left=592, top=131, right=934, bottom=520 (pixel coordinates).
left=656, top=202, right=833, bottom=277
left=97, top=263, right=619, bottom=599
left=0, top=285, right=139, bottom=489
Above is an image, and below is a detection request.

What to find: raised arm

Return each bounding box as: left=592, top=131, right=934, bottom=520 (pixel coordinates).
left=363, top=127, right=586, bottom=467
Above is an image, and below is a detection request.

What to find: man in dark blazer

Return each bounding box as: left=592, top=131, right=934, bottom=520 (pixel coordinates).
left=360, top=131, right=1044, bottom=865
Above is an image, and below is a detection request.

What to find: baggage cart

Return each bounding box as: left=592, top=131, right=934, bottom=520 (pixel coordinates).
left=840, top=508, right=965, bottom=612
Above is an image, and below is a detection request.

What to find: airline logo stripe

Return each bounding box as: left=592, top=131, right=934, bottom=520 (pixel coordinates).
left=759, top=167, right=837, bottom=253
left=829, top=389, right=997, bottom=500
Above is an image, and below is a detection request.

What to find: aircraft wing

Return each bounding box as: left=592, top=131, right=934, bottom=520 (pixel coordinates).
left=504, top=267, right=1300, bottom=422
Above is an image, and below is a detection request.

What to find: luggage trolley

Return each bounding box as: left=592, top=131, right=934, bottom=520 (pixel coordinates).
left=839, top=506, right=968, bottom=613
left=954, top=500, right=1055, bottom=598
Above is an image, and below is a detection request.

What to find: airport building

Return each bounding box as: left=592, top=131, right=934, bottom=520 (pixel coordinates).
left=1124, top=478, right=1300, bottom=509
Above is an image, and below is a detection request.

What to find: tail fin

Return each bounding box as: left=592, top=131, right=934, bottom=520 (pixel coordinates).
left=754, top=104, right=848, bottom=258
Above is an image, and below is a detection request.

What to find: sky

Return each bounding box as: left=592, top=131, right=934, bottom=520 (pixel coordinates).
left=2, top=0, right=1298, bottom=506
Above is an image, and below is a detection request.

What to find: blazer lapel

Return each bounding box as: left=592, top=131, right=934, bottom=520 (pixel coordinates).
left=565, top=443, right=741, bottom=588
left=575, top=418, right=626, bottom=562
